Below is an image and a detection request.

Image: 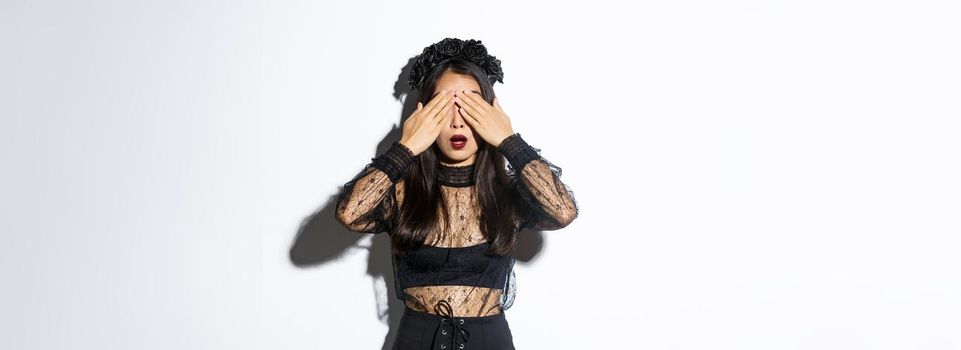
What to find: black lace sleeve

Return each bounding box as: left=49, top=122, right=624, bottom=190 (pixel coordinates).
left=497, top=133, right=579, bottom=231
left=335, top=141, right=415, bottom=234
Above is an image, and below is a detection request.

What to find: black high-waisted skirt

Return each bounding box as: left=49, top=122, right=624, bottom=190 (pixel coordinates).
left=392, top=306, right=516, bottom=350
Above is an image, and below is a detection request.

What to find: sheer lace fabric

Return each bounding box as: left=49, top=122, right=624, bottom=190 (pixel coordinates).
left=335, top=133, right=578, bottom=317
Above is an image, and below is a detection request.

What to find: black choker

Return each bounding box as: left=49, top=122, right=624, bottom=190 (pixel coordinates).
left=437, top=162, right=476, bottom=187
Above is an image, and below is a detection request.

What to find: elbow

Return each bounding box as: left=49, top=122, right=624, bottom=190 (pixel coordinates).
left=336, top=215, right=367, bottom=233
left=335, top=212, right=349, bottom=228
left=334, top=205, right=360, bottom=232
left=554, top=202, right=580, bottom=228
left=335, top=213, right=353, bottom=231
left=542, top=210, right=577, bottom=230
left=540, top=194, right=578, bottom=230
left=556, top=211, right=577, bottom=229
left=335, top=209, right=380, bottom=233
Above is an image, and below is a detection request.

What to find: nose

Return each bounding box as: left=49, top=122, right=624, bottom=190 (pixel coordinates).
left=449, top=107, right=466, bottom=128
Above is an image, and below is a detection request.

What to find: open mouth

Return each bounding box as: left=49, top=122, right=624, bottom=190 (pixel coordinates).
left=450, top=134, right=467, bottom=150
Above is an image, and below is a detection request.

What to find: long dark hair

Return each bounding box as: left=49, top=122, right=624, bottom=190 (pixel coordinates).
left=391, top=57, right=523, bottom=257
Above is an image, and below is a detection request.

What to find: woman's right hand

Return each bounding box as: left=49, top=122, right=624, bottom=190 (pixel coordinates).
left=399, top=89, right=455, bottom=155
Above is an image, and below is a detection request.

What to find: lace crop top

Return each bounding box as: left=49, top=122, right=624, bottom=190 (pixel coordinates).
left=335, top=133, right=579, bottom=317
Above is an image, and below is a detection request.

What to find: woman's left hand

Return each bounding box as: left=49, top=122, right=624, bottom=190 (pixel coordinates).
left=454, top=89, right=515, bottom=148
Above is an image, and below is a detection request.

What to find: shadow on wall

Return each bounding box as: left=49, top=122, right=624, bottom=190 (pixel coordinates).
left=287, top=56, right=547, bottom=350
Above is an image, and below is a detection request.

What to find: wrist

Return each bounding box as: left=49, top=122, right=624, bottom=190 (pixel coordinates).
left=496, top=133, right=539, bottom=172
left=398, top=139, right=421, bottom=156
left=371, top=141, right=416, bottom=183
left=491, top=132, right=513, bottom=148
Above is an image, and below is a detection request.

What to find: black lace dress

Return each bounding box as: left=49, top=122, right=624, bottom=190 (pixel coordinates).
left=335, top=133, right=579, bottom=317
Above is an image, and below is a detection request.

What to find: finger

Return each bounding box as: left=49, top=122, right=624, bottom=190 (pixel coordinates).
left=433, top=107, right=455, bottom=135
left=422, top=90, right=452, bottom=116
left=493, top=97, right=502, bottom=111
left=416, top=102, right=423, bottom=111
left=430, top=93, right=456, bottom=120
left=424, top=91, right=447, bottom=114
left=458, top=106, right=478, bottom=126
left=439, top=106, right=455, bottom=129
left=421, top=90, right=443, bottom=111
left=456, top=94, right=485, bottom=121
left=461, top=89, right=493, bottom=112
left=434, top=101, right=454, bottom=127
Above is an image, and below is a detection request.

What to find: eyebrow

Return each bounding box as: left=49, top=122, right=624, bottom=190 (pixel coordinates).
left=431, top=89, right=481, bottom=98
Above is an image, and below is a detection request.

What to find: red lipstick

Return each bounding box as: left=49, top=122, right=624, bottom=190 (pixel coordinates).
left=450, top=134, right=467, bottom=150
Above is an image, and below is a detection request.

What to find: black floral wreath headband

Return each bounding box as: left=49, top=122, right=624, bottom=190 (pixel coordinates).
left=407, top=37, right=504, bottom=91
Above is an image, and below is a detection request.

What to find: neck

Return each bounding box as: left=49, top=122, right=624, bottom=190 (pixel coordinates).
left=437, top=161, right=477, bottom=187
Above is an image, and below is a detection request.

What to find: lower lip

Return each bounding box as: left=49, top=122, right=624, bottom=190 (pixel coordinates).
left=450, top=141, right=466, bottom=150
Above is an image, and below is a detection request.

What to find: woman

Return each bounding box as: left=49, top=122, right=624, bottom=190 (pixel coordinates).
left=335, top=37, right=579, bottom=350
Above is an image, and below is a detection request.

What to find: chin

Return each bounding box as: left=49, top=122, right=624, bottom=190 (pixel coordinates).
left=439, top=146, right=477, bottom=161
left=445, top=151, right=472, bottom=160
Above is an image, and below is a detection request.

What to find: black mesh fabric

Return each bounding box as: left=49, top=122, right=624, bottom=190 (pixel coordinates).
left=335, top=133, right=579, bottom=317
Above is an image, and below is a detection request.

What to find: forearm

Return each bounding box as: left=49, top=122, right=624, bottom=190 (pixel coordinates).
left=497, top=133, right=578, bottom=228
left=335, top=141, right=415, bottom=231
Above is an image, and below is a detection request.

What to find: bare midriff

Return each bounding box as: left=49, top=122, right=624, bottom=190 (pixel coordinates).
left=404, top=285, right=503, bottom=317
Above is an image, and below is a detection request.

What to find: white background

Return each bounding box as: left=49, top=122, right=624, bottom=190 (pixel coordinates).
left=2, top=0, right=959, bottom=349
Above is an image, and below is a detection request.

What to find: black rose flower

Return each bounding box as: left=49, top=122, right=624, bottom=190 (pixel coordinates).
left=434, top=38, right=463, bottom=57
left=408, top=37, right=505, bottom=90
left=485, top=56, right=503, bottom=83
left=408, top=62, right=427, bottom=89
left=418, top=49, right=438, bottom=69
left=462, top=40, right=487, bottom=61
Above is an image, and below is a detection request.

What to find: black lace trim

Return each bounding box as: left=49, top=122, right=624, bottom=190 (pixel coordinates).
left=497, top=133, right=539, bottom=172
left=437, top=162, right=476, bottom=187
left=371, top=141, right=415, bottom=183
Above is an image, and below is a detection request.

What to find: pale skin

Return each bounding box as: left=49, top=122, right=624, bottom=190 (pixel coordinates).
left=398, top=70, right=515, bottom=166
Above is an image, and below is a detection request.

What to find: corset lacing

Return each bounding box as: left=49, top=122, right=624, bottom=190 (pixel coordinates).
left=432, top=299, right=471, bottom=349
